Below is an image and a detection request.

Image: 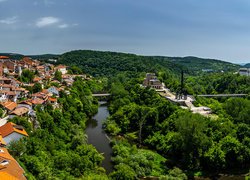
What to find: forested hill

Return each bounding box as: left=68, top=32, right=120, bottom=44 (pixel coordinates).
left=244, top=63, right=250, bottom=68
left=1, top=50, right=240, bottom=76
left=58, top=50, right=183, bottom=77
left=58, top=50, right=240, bottom=76
left=0, top=53, right=59, bottom=60
left=165, top=56, right=240, bottom=73
left=0, top=53, right=24, bottom=59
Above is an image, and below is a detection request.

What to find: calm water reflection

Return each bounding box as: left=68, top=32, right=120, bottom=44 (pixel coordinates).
left=85, top=102, right=113, bottom=173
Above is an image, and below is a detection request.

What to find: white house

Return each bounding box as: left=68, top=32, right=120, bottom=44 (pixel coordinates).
left=239, top=68, right=250, bottom=76
left=55, top=65, right=67, bottom=75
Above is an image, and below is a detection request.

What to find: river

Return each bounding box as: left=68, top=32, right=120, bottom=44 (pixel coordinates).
left=85, top=101, right=113, bottom=173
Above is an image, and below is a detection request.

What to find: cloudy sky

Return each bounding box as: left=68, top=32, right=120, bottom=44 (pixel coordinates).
left=0, top=0, right=250, bottom=63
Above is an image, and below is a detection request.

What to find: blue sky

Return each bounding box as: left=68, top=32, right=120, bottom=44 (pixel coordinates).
left=0, top=0, right=250, bottom=63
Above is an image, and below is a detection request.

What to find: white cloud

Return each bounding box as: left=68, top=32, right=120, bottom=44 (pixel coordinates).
left=36, top=16, right=60, bottom=28
left=0, top=16, right=18, bottom=25
left=58, top=24, right=69, bottom=29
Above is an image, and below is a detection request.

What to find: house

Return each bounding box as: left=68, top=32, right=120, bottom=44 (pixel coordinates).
left=33, top=76, right=42, bottom=83
left=9, top=107, right=29, bottom=119
left=0, top=56, right=9, bottom=60
left=143, top=73, right=162, bottom=89
left=0, top=122, right=28, bottom=144
left=0, top=91, right=8, bottom=102
left=1, top=101, right=17, bottom=113
left=31, top=92, right=48, bottom=100
left=0, top=147, right=26, bottom=179
left=47, top=97, right=57, bottom=104
left=19, top=57, right=34, bottom=69
left=47, top=86, right=59, bottom=96
left=31, top=98, right=45, bottom=105
left=3, top=61, right=16, bottom=73
left=0, top=77, right=12, bottom=84
left=55, top=65, right=67, bottom=75
left=239, top=68, right=250, bottom=76
left=0, top=62, right=3, bottom=76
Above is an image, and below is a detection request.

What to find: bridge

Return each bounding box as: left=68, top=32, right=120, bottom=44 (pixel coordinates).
left=92, top=93, right=111, bottom=97
left=197, top=94, right=248, bottom=97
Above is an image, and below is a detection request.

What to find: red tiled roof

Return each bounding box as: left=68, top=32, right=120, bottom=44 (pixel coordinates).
left=1, top=102, right=17, bottom=111
left=0, top=122, right=28, bottom=137
left=48, top=97, right=57, bottom=102
left=0, top=56, right=9, bottom=59
left=31, top=98, right=44, bottom=105
left=10, top=107, right=29, bottom=116
left=0, top=147, right=26, bottom=180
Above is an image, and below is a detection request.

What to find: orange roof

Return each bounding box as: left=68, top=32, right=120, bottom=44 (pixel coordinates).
left=42, top=89, right=49, bottom=94
left=0, top=122, right=28, bottom=137
left=0, top=147, right=26, bottom=180
left=36, top=66, right=44, bottom=69
left=5, top=91, right=17, bottom=96
left=0, top=135, right=6, bottom=146
left=19, top=100, right=32, bottom=106
left=10, top=107, right=29, bottom=116
left=56, top=65, right=67, bottom=69
left=0, top=56, right=9, bottom=59
left=31, top=98, right=44, bottom=105
left=1, top=102, right=17, bottom=111
left=32, top=92, right=47, bottom=100
left=33, top=77, right=42, bottom=82
left=48, top=97, right=57, bottom=102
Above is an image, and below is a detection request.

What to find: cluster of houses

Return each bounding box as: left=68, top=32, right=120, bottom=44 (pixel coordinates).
left=0, top=55, right=87, bottom=179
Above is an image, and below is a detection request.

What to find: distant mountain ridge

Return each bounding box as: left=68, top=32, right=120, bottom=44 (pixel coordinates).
left=1, top=50, right=241, bottom=76
left=57, top=50, right=240, bottom=76
left=244, top=63, right=250, bottom=68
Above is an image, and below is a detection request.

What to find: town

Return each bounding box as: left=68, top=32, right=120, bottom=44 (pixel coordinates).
left=0, top=55, right=87, bottom=179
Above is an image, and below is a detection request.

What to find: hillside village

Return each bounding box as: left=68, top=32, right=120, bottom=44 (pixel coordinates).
left=0, top=55, right=88, bottom=179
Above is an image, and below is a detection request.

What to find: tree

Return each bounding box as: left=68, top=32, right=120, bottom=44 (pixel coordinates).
left=109, top=163, right=136, bottom=180
left=33, top=83, right=42, bottom=93
left=54, top=70, right=62, bottom=82
left=20, top=69, right=35, bottom=83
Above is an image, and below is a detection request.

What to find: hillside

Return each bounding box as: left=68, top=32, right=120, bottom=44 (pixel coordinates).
left=244, top=63, right=250, bottom=68
left=58, top=50, right=240, bottom=77
left=165, top=56, right=240, bottom=74
left=1, top=50, right=241, bottom=77
left=0, top=53, right=24, bottom=60
left=58, top=50, right=183, bottom=77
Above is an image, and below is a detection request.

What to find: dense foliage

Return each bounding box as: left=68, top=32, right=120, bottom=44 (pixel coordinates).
left=105, top=77, right=250, bottom=178
left=8, top=78, right=108, bottom=179
left=184, top=73, right=250, bottom=95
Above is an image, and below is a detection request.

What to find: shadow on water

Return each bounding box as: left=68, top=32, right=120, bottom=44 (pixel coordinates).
left=85, top=101, right=113, bottom=174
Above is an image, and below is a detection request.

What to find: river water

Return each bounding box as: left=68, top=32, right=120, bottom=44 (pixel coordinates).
left=85, top=102, right=113, bottom=173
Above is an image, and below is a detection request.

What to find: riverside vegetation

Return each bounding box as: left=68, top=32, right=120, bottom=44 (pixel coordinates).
left=5, top=50, right=250, bottom=179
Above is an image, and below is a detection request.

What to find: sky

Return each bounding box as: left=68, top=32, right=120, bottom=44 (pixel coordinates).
left=0, top=0, right=250, bottom=63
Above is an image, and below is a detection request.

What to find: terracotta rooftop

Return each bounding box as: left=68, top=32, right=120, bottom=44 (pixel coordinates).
left=31, top=98, right=44, bottom=105
left=1, top=102, right=17, bottom=111
left=0, top=135, right=6, bottom=146
left=0, top=56, right=9, bottom=59
left=33, top=77, right=42, bottom=82
left=0, top=147, right=26, bottom=180
left=48, top=97, right=57, bottom=102
left=10, top=107, right=29, bottom=116
left=0, top=122, right=28, bottom=137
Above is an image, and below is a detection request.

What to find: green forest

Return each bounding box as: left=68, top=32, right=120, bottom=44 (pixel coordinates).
left=5, top=50, right=250, bottom=179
